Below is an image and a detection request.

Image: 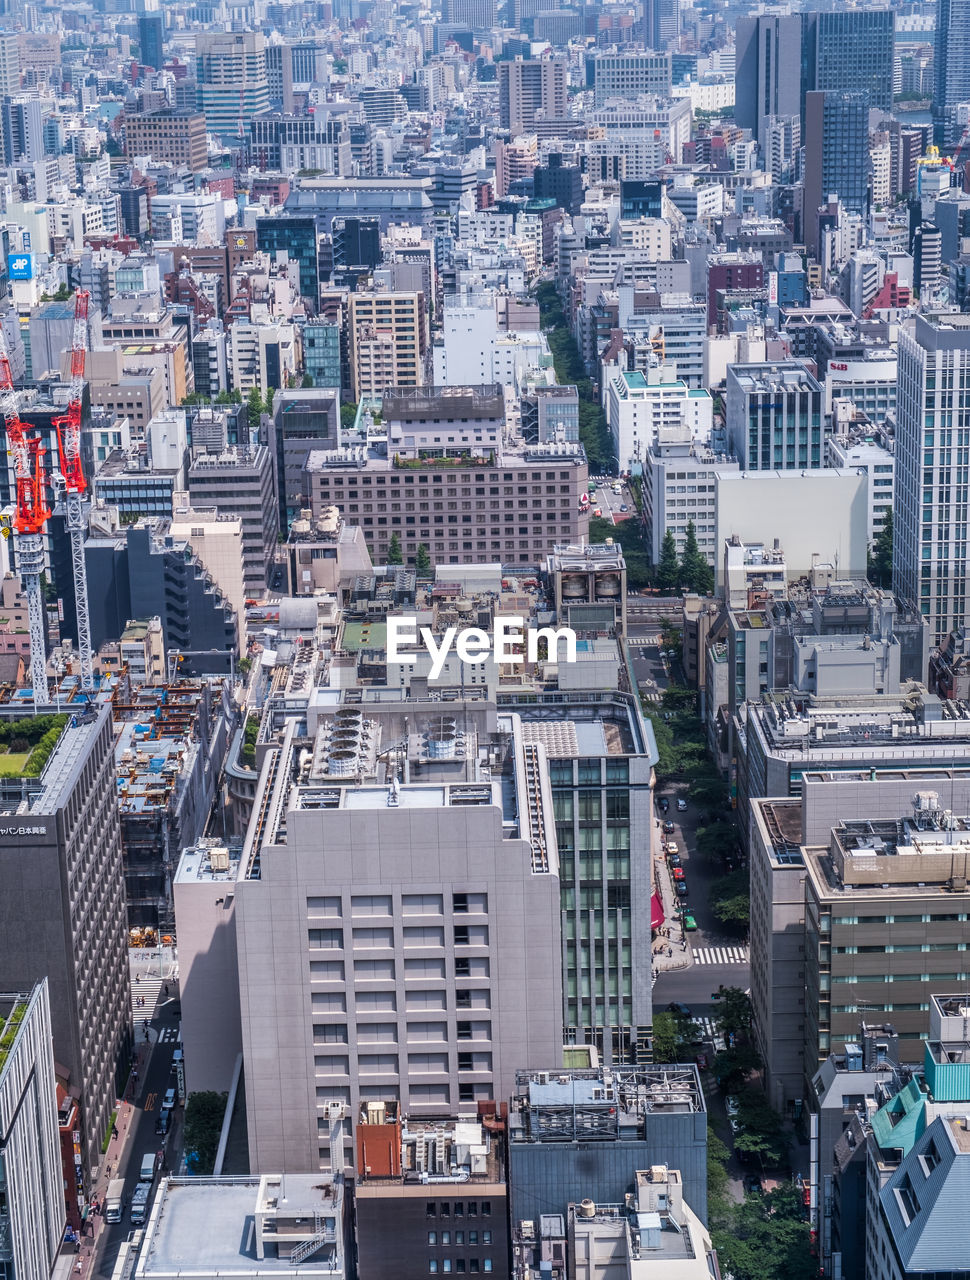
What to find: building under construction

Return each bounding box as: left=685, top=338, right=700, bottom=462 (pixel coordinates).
left=112, top=677, right=231, bottom=934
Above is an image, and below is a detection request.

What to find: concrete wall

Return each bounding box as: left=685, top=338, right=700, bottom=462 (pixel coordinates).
left=236, top=789, right=564, bottom=1173
left=715, top=470, right=868, bottom=587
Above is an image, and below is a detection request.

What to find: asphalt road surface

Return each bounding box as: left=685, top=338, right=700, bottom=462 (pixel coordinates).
left=95, top=997, right=183, bottom=1278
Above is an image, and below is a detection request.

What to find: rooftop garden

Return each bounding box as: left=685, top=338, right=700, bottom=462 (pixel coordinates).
left=239, top=716, right=258, bottom=770
left=393, top=452, right=494, bottom=469
left=0, top=999, right=27, bottom=1073
left=0, top=714, right=70, bottom=778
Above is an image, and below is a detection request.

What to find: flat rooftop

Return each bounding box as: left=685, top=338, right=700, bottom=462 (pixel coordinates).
left=137, top=1176, right=344, bottom=1279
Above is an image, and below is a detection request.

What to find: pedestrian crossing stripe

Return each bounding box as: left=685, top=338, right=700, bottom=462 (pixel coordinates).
left=627, top=636, right=660, bottom=646
left=692, top=1016, right=717, bottom=1039
left=691, top=946, right=749, bottom=966
left=130, top=972, right=165, bottom=1022
left=158, top=1027, right=177, bottom=1043
left=641, top=691, right=662, bottom=702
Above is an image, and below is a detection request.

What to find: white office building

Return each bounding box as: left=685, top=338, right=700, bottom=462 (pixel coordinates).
left=605, top=365, right=713, bottom=474
left=0, top=983, right=64, bottom=1280
left=894, top=313, right=970, bottom=643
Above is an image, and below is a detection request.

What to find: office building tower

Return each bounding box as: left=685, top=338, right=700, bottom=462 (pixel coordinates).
left=124, top=110, right=207, bottom=172
left=187, top=444, right=278, bottom=596
left=895, top=313, right=970, bottom=643
left=506, top=689, right=655, bottom=1061
left=138, top=11, right=164, bottom=72
left=268, top=387, right=341, bottom=530
left=192, top=322, right=228, bottom=400
left=734, top=14, right=803, bottom=148
left=532, top=153, right=583, bottom=216
left=302, top=322, right=341, bottom=391
left=229, top=705, right=564, bottom=1172
left=498, top=58, right=567, bottom=136
left=803, top=10, right=894, bottom=114
left=347, top=291, right=428, bottom=400
left=0, top=31, right=19, bottom=97
left=256, top=216, right=319, bottom=301
left=593, top=52, right=672, bottom=107
left=935, top=0, right=970, bottom=146
left=305, top=386, right=589, bottom=567
left=0, top=983, right=64, bottom=1280
left=508, top=1066, right=708, bottom=1226
left=2, top=96, right=42, bottom=163
left=803, top=91, right=871, bottom=255
left=441, top=0, right=495, bottom=29
left=725, top=361, right=824, bottom=471
left=196, top=32, right=269, bottom=139
left=643, top=0, right=679, bottom=50
left=0, top=709, right=131, bottom=1181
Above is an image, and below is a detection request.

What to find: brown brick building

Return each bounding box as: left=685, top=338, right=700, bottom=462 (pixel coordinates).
left=125, top=109, right=208, bottom=172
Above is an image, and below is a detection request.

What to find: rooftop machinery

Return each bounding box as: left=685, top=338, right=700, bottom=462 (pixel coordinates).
left=53, top=290, right=94, bottom=694
left=0, top=329, right=50, bottom=704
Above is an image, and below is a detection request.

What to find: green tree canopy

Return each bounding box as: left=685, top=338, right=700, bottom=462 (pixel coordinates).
left=679, top=520, right=709, bottom=593
left=416, top=543, right=431, bottom=573
left=869, top=509, right=893, bottom=589
left=387, top=533, right=403, bottom=565
left=710, top=869, right=750, bottom=931
left=183, top=1091, right=228, bottom=1175
left=712, top=1184, right=815, bottom=1280
left=651, top=1012, right=680, bottom=1063
left=657, top=529, right=680, bottom=593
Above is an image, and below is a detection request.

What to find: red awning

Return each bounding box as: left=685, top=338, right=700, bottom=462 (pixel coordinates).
left=651, top=892, right=665, bottom=931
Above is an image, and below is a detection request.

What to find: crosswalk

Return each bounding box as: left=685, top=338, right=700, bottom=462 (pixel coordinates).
left=691, top=945, right=749, bottom=966
left=692, top=1016, right=717, bottom=1040
left=628, top=636, right=660, bottom=647
left=642, top=690, right=662, bottom=703
left=131, top=972, right=165, bottom=1022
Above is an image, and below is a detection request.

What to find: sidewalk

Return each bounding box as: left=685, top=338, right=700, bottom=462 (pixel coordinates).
left=652, top=817, right=693, bottom=973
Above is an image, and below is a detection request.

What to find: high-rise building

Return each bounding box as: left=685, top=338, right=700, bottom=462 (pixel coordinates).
left=934, top=0, right=970, bottom=145
left=347, top=290, right=427, bottom=400
left=803, top=9, right=894, bottom=113
left=643, top=0, right=680, bottom=50
left=0, top=983, right=65, bottom=1280
left=267, top=387, right=341, bottom=531
left=441, top=0, right=495, bottom=29
left=196, top=32, right=269, bottom=140
left=187, top=444, right=278, bottom=596
left=592, top=52, right=672, bottom=107
left=498, top=57, right=567, bottom=136
left=0, top=709, right=131, bottom=1181
left=124, top=109, right=208, bottom=172
left=138, top=10, right=164, bottom=72
left=0, top=31, right=20, bottom=97
left=726, top=361, right=824, bottom=471
left=895, top=313, right=970, bottom=643
left=229, top=705, right=565, bottom=1172
left=803, top=90, right=871, bottom=255
left=1, top=96, right=43, bottom=163
left=734, top=14, right=803, bottom=148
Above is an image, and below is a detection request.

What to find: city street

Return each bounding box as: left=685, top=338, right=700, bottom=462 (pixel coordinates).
left=89, top=994, right=184, bottom=1279
left=589, top=476, right=635, bottom=525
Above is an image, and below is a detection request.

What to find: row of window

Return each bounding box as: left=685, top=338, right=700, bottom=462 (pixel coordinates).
left=308, top=926, right=489, bottom=949
left=831, top=913, right=968, bottom=925
left=427, top=1259, right=493, bottom=1273
left=308, top=893, right=485, bottom=917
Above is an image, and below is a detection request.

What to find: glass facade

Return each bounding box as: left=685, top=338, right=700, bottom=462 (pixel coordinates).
left=303, top=323, right=341, bottom=391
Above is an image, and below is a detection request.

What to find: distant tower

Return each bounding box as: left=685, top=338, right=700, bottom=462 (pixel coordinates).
left=138, top=11, right=165, bottom=72
left=934, top=0, right=970, bottom=145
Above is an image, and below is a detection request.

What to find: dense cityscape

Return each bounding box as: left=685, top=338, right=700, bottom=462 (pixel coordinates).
left=2, top=0, right=970, bottom=1277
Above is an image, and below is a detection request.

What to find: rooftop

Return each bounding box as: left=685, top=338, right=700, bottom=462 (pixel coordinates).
left=136, top=1176, right=345, bottom=1278
left=509, top=1066, right=705, bottom=1143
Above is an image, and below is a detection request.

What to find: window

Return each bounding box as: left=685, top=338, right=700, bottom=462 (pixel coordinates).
left=429, top=1263, right=438, bottom=1274
left=428, top=1232, right=437, bottom=1245
left=483, top=1262, right=492, bottom=1273
left=427, top=1203, right=437, bottom=1217
left=308, top=928, right=343, bottom=949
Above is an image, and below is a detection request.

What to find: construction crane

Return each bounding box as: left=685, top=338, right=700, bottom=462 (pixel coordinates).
left=0, top=334, right=50, bottom=704
left=52, top=289, right=94, bottom=695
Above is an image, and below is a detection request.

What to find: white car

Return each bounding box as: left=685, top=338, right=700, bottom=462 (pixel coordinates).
left=677, top=798, right=688, bottom=812
left=162, top=1087, right=176, bottom=1110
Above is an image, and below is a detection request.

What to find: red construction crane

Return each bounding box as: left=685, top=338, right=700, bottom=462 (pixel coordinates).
left=0, top=333, right=50, bottom=702
left=52, top=289, right=94, bottom=694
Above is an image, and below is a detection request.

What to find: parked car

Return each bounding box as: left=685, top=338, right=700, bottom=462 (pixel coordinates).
left=667, top=1002, right=691, bottom=1017
left=683, top=913, right=698, bottom=930
left=664, top=842, right=679, bottom=855
left=677, top=798, right=688, bottom=811
left=155, top=1108, right=170, bottom=1136
left=667, top=854, right=682, bottom=869
left=675, top=881, right=689, bottom=897
left=662, top=821, right=675, bottom=834
left=659, top=797, right=669, bottom=814
left=672, top=867, right=686, bottom=881
left=744, top=1174, right=764, bottom=1195
left=619, top=504, right=629, bottom=512
left=162, top=1087, right=176, bottom=1110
